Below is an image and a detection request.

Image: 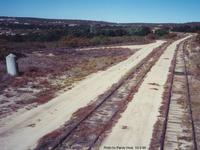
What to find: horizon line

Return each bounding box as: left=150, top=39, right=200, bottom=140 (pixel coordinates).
left=1, top=15, right=200, bottom=24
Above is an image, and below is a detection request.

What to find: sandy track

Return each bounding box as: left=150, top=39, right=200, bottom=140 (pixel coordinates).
left=100, top=36, right=192, bottom=150
left=0, top=41, right=164, bottom=150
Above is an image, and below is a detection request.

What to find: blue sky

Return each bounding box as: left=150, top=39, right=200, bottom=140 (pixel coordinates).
left=0, top=0, right=199, bottom=23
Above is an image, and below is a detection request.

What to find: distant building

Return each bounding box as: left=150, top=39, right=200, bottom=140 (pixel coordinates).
left=68, top=24, right=78, bottom=27
left=152, top=27, right=161, bottom=33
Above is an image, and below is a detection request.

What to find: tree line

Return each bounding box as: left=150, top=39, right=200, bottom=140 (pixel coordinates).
left=0, top=25, right=153, bottom=42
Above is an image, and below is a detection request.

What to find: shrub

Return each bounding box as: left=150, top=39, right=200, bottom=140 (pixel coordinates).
left=0, top=47, right=10, bottom=61
left=61, top=36, right=90, bottom=47
left=154, top=28, right=169, bottom=36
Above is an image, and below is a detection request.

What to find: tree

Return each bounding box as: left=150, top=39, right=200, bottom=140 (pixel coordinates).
left=128, top=26, right=151, bottom=36
left=155, top=28, right=169, bottom=36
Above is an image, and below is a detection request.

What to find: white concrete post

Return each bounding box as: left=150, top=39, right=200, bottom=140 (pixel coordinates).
left=6, top=53, right=18, bottom=76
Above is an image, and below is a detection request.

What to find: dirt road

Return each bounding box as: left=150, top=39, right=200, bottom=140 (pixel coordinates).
left=0, top=41, right=164, bottom=150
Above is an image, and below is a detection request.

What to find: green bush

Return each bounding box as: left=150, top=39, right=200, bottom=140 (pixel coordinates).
left=155, top=28, right=169, bottom=36
left=127, top=26, right=151, bottom=36
left=0, top=47, right=10, bottom=60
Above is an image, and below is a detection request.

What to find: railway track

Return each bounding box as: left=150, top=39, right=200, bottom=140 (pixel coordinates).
left=35, top=42, right=171, bottom=150
left=161, top=40, right=197, bottom=150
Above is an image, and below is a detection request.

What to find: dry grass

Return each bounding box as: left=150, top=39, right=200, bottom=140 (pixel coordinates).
left=0, top=47, right=134, bottom=117
left=185, top=39, right=200, bottom=149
